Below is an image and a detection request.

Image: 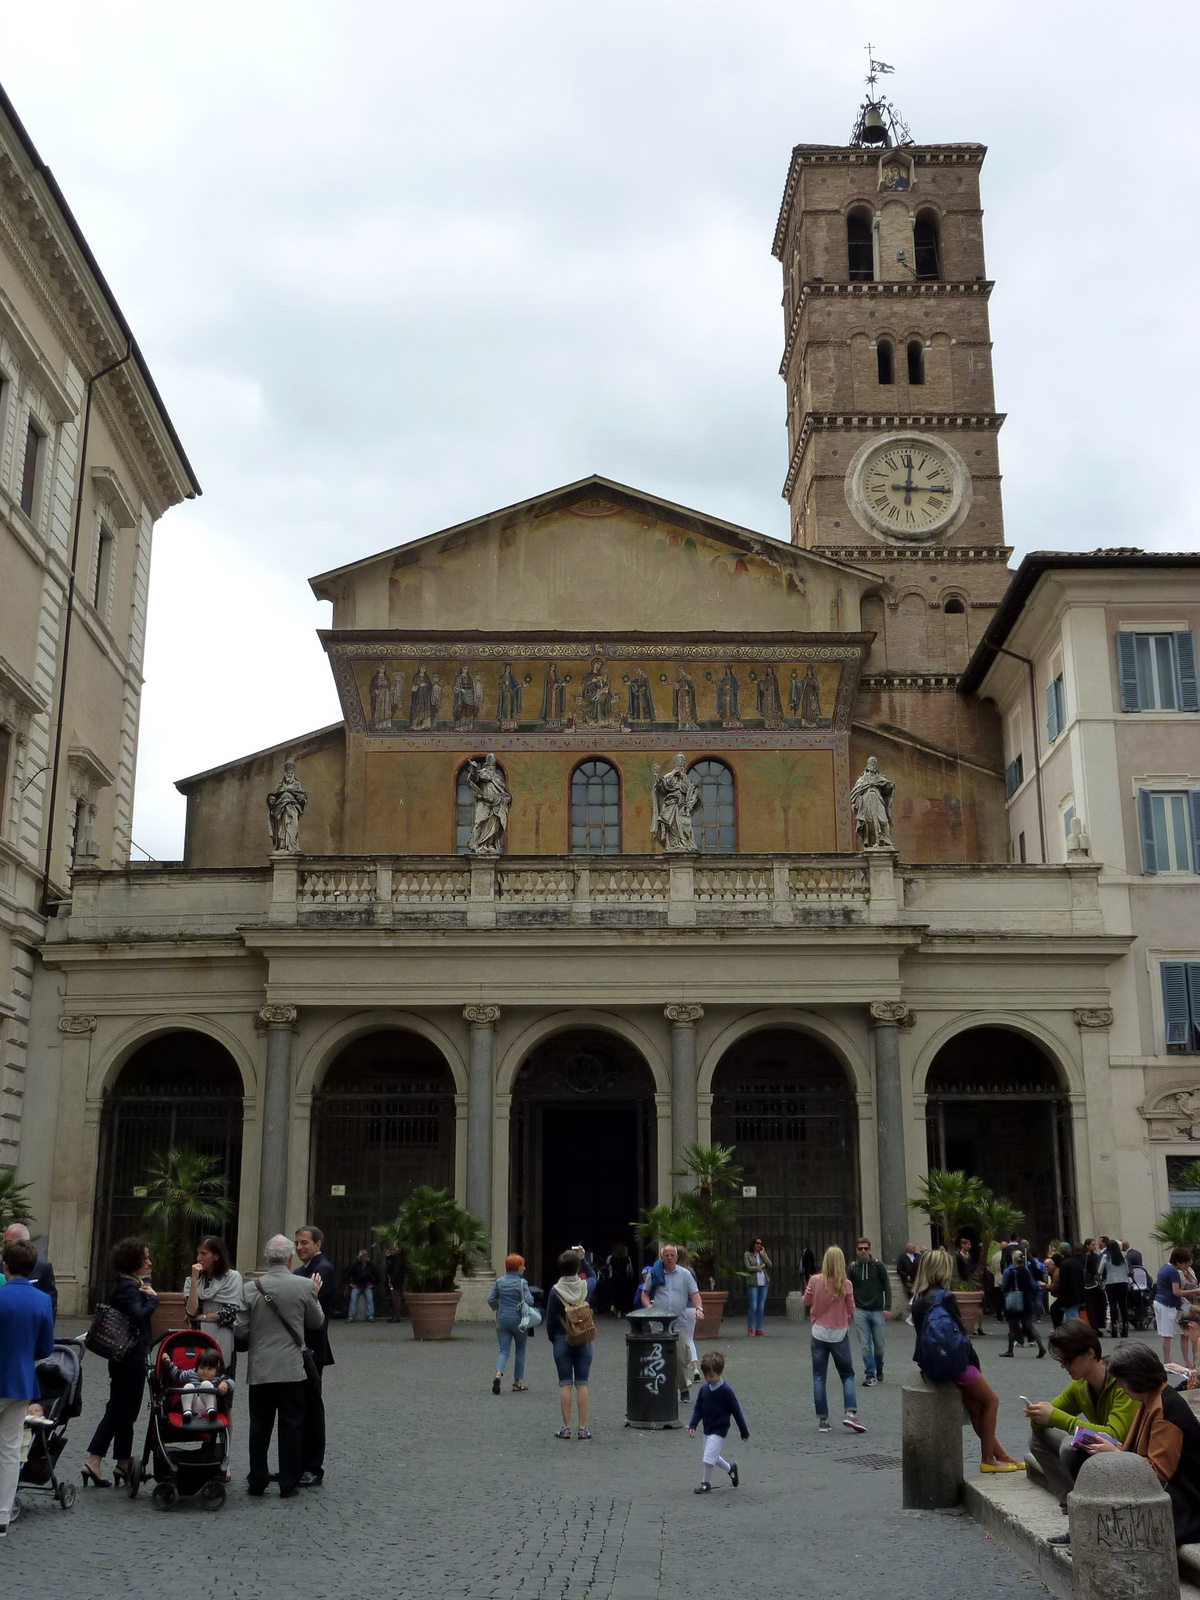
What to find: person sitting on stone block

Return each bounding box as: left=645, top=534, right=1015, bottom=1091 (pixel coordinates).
left=1024, top=1319, right=1137, bottom=1507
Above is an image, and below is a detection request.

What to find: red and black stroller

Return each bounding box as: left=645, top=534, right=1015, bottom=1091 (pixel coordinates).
left=9, top=1337, right=85, bottom=1523
left=128, top=1329, right=231, bottom=1510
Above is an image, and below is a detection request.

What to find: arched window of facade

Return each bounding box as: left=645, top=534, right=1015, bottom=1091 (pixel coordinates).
left=943, top=596, right=966, bottom=615
left=876, top=339, right=894, bottom=385
left=570, top=760, right=620, bottom=854
left=907, top=340, right=925, bottom=385
left=689, top=759, right=736, bottom=853
left=846, top=208, right=875, bottom=282
left=456, top=760, right=507, bottom=854
left=913, top=210, right=941, bottom=280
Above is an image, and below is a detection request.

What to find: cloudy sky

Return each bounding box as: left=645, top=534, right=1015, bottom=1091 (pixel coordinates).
left=6, top=3, right=1199, bottom=857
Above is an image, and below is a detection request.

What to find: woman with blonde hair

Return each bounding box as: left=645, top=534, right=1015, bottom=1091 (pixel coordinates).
left=912, top=1248, right=1022, bottom=1472
left=801, top=1245, right=866, bottom=1434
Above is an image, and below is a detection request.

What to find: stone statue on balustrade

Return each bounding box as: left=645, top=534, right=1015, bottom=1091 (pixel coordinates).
left=850, top=756, right=895, bottom=851
left=465, top=753, right=512, bottom=856
left=651, top=753, right=700, bottom=854
left=267, top=758, right=307, bottom=854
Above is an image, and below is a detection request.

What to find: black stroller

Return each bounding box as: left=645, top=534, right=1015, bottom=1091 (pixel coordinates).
left=9, top=1337, right=85, bottom=1522
left=1128, top=1265, right=1154, bottom=1331
left=128, top=1328, right=231, bottom=1511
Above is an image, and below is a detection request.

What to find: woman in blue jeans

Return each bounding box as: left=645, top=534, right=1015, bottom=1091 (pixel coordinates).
left=546, top=1249, right=597, bottom=1439
left=801, top=1246, right=866, bottom=1435
left=744, top=1239, right=771, bottom=1336
left=488, top=1252, right=535, bottom=1394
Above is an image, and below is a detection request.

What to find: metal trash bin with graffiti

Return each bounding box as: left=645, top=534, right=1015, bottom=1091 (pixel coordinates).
left=624, top=1308, right=681, bottom=1429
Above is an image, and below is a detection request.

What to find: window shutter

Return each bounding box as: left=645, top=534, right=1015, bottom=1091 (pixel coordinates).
left=1190, top=790, right=1200, bottom=869
left=1138, top=788, right=1158, bottom=873
left=1045, top=681, right=1060, bottom=742
left=1164, top=963, right=1191, bottom=1048
left=1175, top=631, right=1199, bottom=712
left=1117, top=632, right=1141, bottom=711
left=1190, top=966, right=1200, bottom=1050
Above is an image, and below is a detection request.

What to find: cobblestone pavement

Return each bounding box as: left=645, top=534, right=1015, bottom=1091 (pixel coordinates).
left=3, top=1313, right=1061, bottom=1599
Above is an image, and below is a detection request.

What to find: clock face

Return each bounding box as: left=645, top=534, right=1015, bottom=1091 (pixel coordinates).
left=848, top=435, right=966, bottom=542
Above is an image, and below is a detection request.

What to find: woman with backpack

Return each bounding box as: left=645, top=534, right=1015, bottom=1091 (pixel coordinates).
left=801, top=1245, right=866, bottom=1435
left=911, top=1248, right=1022, bottom=1473
left=998, top=1250, right=1047, bottom=1358
left=546, top=1249, right=597, bottom=1440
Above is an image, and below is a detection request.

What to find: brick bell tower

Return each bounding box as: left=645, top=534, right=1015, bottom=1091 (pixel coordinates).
left=771, top=84, right=1012, bottom=681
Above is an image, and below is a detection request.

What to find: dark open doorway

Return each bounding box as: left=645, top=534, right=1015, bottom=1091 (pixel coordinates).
left=540, top=1107, right=640, bottom=1284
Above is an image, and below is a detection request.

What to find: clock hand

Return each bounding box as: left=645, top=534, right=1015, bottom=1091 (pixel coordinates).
left=890, top=482, right=946, bottom=496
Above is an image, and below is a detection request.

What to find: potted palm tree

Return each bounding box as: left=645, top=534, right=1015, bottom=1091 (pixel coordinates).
left=906, top=1168, right=989, bottom=1334
left=374, top=1186, right=488, bottom=1340
left=0, top=1170, right=35, bottom=1231
left=139, top=1148, right=233, bottom=1339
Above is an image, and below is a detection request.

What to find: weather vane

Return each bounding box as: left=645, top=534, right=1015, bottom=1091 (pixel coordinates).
left=850, top=43, right=912, bottom=148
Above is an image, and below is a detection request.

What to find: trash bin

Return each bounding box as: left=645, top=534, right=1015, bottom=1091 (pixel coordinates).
left=625, top=1308, right=682, bottom=1429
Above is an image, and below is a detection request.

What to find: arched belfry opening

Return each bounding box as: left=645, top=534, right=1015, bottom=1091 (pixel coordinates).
left=710, top=1029, right=858, bottom=1306
left=510, top=1030, right=654, bottom=1290
left=924, top=1028, right=1076, bottom=1246
left=310, top=1030, right=456, bottom=1269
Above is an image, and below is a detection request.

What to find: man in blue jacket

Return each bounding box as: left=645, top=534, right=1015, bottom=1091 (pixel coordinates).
left=0, top=1238, right=55, bottom=1536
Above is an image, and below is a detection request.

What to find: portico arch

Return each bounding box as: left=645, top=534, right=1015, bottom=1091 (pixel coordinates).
left=91, top=1014, right=258, bottom=1101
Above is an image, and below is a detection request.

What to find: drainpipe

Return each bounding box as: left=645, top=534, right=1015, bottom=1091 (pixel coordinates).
left=39, top=344, right=133, bottom=916
left=994, top=644, right=1048, bottom=865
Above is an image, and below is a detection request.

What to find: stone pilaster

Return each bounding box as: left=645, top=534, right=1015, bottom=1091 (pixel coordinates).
left=665, top=1003, right=703, bottom=1192
left=463, top=1005, right=500, bottom=1234
left=869, top=1001, right=911, bottom=1264
left=256, top=1005, right=297, bottom=1244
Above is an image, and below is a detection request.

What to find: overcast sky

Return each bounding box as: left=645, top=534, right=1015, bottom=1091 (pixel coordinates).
left=6, top=3, right=1199, bottom=858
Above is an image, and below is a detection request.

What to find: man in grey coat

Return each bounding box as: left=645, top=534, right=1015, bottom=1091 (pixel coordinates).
left=235, top=1235, right=325, bottom=1497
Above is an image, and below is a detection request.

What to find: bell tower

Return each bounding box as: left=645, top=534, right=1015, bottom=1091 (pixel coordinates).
left=771, top=76, right=1012, bottom=676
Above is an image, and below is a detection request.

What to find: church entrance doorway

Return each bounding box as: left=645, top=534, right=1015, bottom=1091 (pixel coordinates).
left=711, top=1029, right=858, bottom=1309
left=310, top=1030, right=455, bottom=1275
left=924, top=1027, right=1075, bottom=1247
left=510, top=1031, right=654, bottom=1295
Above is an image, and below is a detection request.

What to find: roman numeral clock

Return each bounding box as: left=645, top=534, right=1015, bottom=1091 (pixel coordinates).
left=846, top=432, right=971, bottom=543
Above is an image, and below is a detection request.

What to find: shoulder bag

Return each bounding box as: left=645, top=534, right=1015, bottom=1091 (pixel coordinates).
left=84, top=1300, right=136, bottom=1362
left=518, top=1294, right=542, bottom=1333
left=260, top=1287, right=321, bottom=1383
left=1003, top=1270, right=1026, bottom=1316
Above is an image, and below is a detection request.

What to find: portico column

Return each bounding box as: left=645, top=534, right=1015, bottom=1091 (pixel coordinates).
left=257, top=1005, right=298, bottom=1244
left=665, top=1004, right=703, bottom=1195
left=869, top=1001, right=910, bottom=1264
left=463, top=1005, right=500, bottom=1233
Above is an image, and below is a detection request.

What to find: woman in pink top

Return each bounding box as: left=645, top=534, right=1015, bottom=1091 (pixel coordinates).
left=802, top=1246, right=867, bottom=1435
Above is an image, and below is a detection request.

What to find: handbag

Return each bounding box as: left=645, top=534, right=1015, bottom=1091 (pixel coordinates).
left=1003, top=1269, right=1026, bottom=1315
left=84, top=1301, right=136, bottom=1362
left=260, top=1288, right=321, bottom=1383
left=518, top=1297, right=542, bottom=1333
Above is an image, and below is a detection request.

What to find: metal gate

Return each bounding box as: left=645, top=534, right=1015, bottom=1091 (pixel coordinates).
left=711, top=1031, right=859, bottom=1308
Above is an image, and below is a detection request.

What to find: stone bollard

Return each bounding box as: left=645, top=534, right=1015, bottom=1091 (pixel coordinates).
left=1067, top=1452, right=1176, bottom=1600
left=902, top=1373, right=964, bottom=1509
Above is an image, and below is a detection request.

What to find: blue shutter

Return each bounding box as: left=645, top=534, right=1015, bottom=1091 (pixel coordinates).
left=1191, top=790, right=1200, bottom=873
left=1175, top=632, right=1199, bottom=712
left=1190, top=966, right=1200, bottom=1050
left=1117, top=632, right=1141, bottom=712
left=1164, top=963, right=1191, bottom=1048
left=1138, top=788, right=1158, bottom=873
left=1046, top=680, right=1060, bottom=742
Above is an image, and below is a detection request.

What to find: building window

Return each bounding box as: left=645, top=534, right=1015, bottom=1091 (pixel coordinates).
left=1138, top=789, right=1200, bottom=874
left=876, top=339, right=894, bottom=384
left=913, top=210, right=941, bottom=279
left=1117, top=631, right=1199, bottom=712
left=1004, top=754, right=1024, bottom=799
left=846, top=208, right=875, bottom=282
left=1045, top=673, right=1066, bottom=741
left=0, top=726, right=10, bottom=837
left=690, top=759, right=735, bottom=853
left=906, top=340, right=925, bottom=385
left=19, top=420, right=41, bottom=518
left=92, top=523, right=115, bottom=614
left=1018, top=831, right=1027, bottom=863
left=570, top=759, right=620, bottom=854
left=1162, top=962, right=1200, bottom=1053
left=943, top=596, right=966, bottom=614
left=455, top=761, right=507, bottom=854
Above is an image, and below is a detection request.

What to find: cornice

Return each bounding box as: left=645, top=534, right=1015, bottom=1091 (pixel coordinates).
left=810, top=545, right=1011, bottom=564
left=859, top=673, right=961, bottom=692
left=779, top=279, right=994, bottom=378
left=782, top=411, right=1005, bottom=501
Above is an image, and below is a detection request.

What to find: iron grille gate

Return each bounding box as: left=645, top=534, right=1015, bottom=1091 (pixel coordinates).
left=92, top=1090, right=243, bottom=1308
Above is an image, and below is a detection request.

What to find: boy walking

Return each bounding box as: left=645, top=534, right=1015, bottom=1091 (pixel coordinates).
left=687, top=1351, right=749, bottom=1493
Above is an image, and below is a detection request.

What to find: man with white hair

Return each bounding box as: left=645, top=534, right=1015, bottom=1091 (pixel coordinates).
left=234, top=1235, right=325, bottom=1497
left=2, top=1225, right=56, bottom=1318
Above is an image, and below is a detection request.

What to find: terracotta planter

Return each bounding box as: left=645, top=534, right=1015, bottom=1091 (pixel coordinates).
left=954, top=1290, right=985, bottom=1336
left=406, top=1289, right=462, bottom=1340
left=696, top=1290, right=728, bottom=1341
left=150, top=1291, right=189, bottom=1342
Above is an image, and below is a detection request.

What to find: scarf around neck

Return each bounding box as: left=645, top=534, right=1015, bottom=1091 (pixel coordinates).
left=554, top=1273, right=588, bottom=1306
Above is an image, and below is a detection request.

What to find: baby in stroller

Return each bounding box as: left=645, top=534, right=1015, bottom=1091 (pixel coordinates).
left=130, top=1329, right=234, bottom=1510
left=163, top=1344, right=235, bottom=1418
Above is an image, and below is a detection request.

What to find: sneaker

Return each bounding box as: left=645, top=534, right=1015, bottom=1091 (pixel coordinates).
left=863, top=1375, right=877, bottom=1387
left=755, top=1329, right=766, bottom=1337
left=875, top=1372, right=883, bottom=1383
left=746, top=1329, right=755, bottom=1338
left=1047, top=1533, right=1070, bottom=1547
left=998, top=1351, right=1014, bottom=1358
left=694, top=1482, right=712, bottom=1494
left=818, top=1418, right=831, bottom=1434
left=842, top=1415, right=867, bottom=1434
left=728, top=1462, right=739, bottom=1487
left=492, top=1375, right=501, bottom=1395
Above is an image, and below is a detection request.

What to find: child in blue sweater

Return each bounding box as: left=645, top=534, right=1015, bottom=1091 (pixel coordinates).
left=687, top=1350, right=749, bottom=1492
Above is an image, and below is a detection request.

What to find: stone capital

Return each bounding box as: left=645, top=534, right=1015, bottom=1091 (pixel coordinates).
left=257, top=1004, right=298, bottom=1028
left=57, top=1013, right=97, bottom=1035
left=463, top=1004, right=501, bottom=1027
left=869, top=1001, right=910, bottom=1027
left=664, top=1003, right=704, bottom=1026
left=1074, top=1007, right=1114, bottom=1031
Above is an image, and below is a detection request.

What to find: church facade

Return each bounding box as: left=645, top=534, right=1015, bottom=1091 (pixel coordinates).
left=22, top=125, right=1199, bottom=1313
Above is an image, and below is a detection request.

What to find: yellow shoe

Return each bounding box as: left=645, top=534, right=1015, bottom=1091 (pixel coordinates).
left=980, top=1461, right=1024, bottom=1473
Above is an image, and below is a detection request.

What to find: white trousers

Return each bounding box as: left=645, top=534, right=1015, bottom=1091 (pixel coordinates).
left=702, top=1431, right=729, bottom=1466
left=0, top=1396, right=27, bottom=1525
left=679, top=1309, right=698, bottom=1366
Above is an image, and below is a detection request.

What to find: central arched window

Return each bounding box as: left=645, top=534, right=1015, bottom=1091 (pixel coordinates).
left=876, top=338, right=894, bottom=385
left=913, top=210, right=941, bottom=280
left=571, top=760, right=620, bottom=854
left=846, top=208, right=875, bottom=282
left=907, top=339, right=926, bottom=385
left=456, top=760, right=507, bottom=854
left=690, top=759, right=736, bottom=853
